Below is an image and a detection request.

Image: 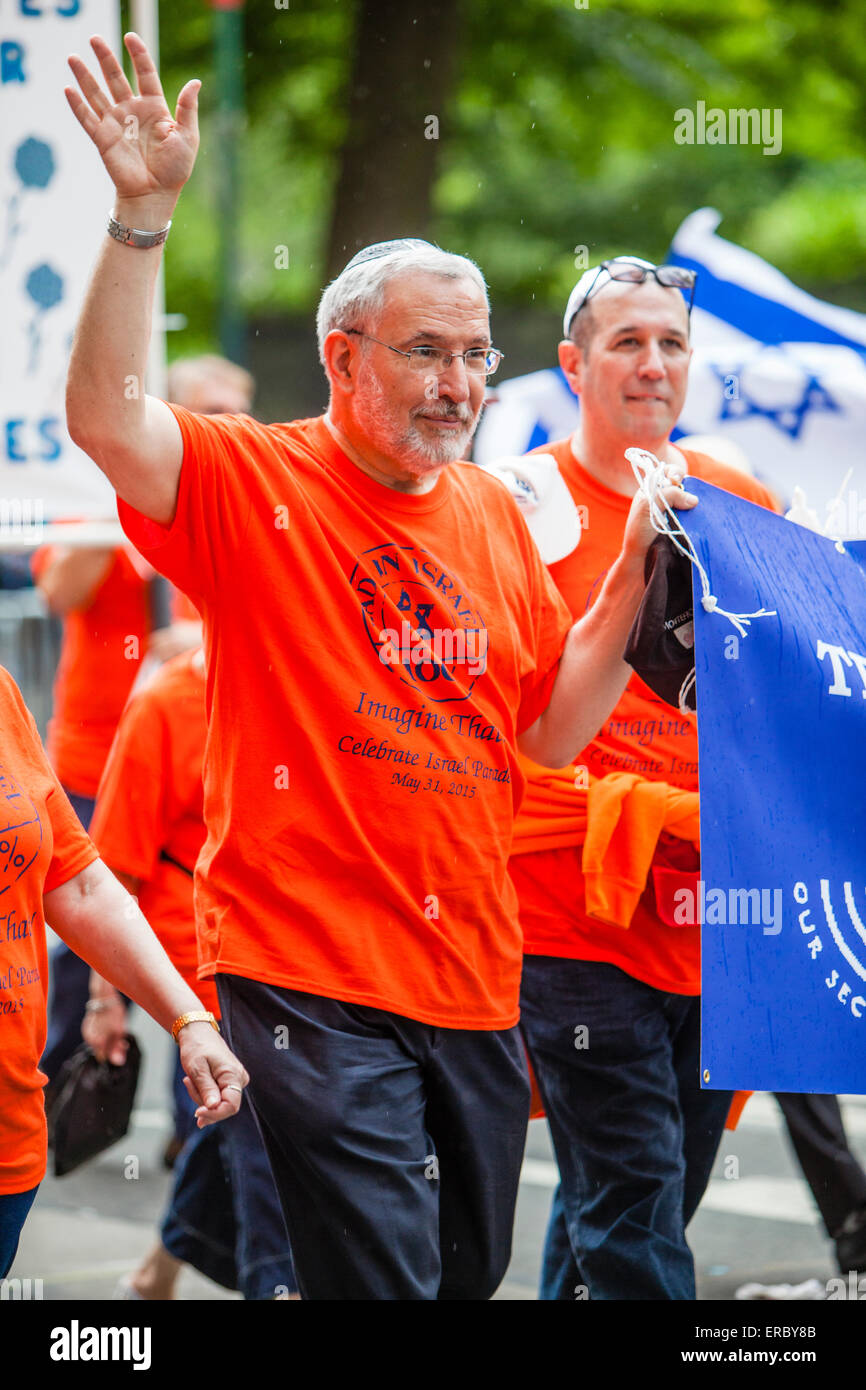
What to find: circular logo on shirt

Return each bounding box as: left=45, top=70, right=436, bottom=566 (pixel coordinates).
left=349, top=543, right=488, bottom=703
left=0, top=767, right=42, bottom=897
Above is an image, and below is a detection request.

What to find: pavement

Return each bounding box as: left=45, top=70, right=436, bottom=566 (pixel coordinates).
left=10, top=1004, right=861, bottom=1301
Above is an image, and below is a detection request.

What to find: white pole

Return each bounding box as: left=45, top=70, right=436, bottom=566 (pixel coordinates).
left=130, top=0, right=168, bottom=401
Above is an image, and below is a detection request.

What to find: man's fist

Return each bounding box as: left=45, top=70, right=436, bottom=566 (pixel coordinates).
left=621, top=453, right=698, bottom=567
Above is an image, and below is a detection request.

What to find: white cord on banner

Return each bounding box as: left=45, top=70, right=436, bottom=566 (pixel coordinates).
left=677, top=666, right=697, bottom=714
left=625, top=447, right=777, bottom=639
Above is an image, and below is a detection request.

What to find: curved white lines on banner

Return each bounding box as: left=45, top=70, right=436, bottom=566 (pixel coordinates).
left=820, top=879, right=866, bottom=981
left=843, top=882, right=866, bottom=953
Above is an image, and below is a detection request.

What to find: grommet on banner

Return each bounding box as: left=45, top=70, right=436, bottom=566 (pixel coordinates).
left=625, top=447, right=777, bottom=639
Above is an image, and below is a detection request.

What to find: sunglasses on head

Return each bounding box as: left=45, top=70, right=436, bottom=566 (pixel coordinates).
left=570, top=259, right=697, bottom=329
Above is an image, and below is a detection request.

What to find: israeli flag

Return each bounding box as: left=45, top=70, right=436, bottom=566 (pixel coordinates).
left=473, top=365, right=580, bottom=465
left=671, top=208, right=866, bottom=528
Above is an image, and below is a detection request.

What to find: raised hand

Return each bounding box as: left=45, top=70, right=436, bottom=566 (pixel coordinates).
left=65, top=32, right=200, bottom=206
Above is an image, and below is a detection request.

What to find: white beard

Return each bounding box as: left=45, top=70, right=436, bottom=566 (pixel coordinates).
left=356, top=369, right=478, bottom=472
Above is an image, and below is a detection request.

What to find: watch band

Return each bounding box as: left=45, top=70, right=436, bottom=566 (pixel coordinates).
left=107, top=212, right=172, bottom=249
left=171, top=1010, right=220, bottom=1043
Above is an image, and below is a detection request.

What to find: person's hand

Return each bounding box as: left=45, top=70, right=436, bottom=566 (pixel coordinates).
left=621, top=461, right=697, bottom=567
left=65, top=32, right=200, bottom=206
left=176, top=1023, right=250, bottom=1128
left=82, top=993, right=129, bottom=1066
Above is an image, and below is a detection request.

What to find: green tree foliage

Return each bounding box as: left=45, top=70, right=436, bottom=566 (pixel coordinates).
left=140, top=0, right=866, bottom=344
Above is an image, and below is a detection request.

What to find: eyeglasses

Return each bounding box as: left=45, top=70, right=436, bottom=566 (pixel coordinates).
left=343, top=329, right=504, bottom=377
left=570, top=259, right=697, bottom=328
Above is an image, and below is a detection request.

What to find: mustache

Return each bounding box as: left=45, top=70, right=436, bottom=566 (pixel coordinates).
left=411, top=401, right=474, bottom=424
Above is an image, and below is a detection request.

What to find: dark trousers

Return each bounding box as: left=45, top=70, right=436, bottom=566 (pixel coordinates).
left=216, top=975, right=530, bottom=1301
left=161, top=1091, right=296, bottom=1299
left=41, top=791, right=96, bottom=1084
left=41, top=940, right=92, bottom=1083
left=0, top=1185, right=39, bottom=1279
left=775, top=1093, right=866, bottom=1239
left=520, top=955, right=733, bottom=1301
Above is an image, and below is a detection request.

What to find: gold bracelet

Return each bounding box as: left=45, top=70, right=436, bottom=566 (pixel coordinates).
left=171, top=1010, right=220, bottom=1043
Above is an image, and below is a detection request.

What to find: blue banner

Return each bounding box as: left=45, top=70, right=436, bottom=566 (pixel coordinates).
left=679, top=480, right=866, bottom=1092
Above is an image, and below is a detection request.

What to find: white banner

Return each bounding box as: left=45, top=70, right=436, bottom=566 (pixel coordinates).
left=0, top=0, right=121, bottom=525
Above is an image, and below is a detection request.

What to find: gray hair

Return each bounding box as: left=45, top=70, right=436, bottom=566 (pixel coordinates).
left=316, top=244, right=489, bottom=364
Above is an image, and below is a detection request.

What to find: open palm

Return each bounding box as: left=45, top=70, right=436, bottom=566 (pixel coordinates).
left=65, top=32, right=199, bottom=201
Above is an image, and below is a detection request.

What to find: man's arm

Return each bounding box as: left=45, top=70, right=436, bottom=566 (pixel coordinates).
left=83, top=866, right=138, bottom=1065
left=518, top=475, right=696, bottom=767
left=64, top=33, right=200, bottom=525
left=45, top=858, right=246, bottom=1125
left=35, top=547, right=114, bottom=615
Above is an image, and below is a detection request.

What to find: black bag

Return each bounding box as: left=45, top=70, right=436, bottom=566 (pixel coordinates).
left=624, top=534, right=697, bottom=712
left=45, top=1036, right=142, bottom=1177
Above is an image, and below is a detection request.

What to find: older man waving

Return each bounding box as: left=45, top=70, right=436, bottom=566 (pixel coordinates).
left=64, top=34, right=692, bottom=1300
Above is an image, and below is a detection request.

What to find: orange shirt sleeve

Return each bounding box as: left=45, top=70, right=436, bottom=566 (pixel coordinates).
left=43, top=785, right=100, bottom=893
left=170, top=588, right=201, bottom=621
left=0, top=671, right=96, bottom=1195
left=3, top=677, right=99, bottom=894
left=116, top=405, right=255, bottom=607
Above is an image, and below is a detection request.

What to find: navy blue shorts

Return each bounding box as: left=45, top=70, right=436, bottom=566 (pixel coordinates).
left=217, top=976, right=530, bottom=1300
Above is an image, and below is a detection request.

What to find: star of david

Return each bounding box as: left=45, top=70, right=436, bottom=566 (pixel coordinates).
left=708, top=347, right=841, bottom=440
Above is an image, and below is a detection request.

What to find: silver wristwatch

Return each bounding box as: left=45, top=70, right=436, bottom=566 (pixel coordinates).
left=107, top=212, right=172, bottom=249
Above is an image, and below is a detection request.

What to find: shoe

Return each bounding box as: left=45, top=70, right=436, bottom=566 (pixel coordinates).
left=734, top=1278, right=825, bottom=1300
left=834, top=1205, right=866, bottom=1274
left=113, top=1275, right=145, bottom=1301
left=735, top=1278, right=825, bottom=1301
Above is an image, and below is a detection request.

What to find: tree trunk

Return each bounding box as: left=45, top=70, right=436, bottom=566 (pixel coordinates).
left=325, top=0, right=460, bottom=280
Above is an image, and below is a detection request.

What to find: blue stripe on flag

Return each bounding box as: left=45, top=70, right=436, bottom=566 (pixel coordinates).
left=670, top=252, right=866, bottom=354
left=525, top=421, right=550, bottom=452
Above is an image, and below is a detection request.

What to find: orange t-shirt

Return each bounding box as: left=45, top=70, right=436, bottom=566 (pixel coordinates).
left=0, top=667, right=98, bottom=1195
left=89, top=650, right=217, bottom=1016
left=31, top=548, right=150, bottom=798
left=171, top=589, right=201, bottom=622
left=511, top=438, right=778, bottom=995
left=117, top=408, right=572, bottom=1029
